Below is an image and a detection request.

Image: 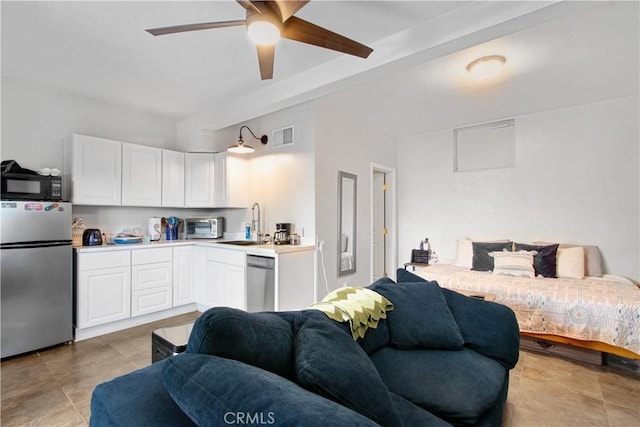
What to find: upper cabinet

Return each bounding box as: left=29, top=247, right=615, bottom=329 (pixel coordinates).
left=72, top=134, right=122, bottom=205
left=215, top=152, right=248, bottom=208
left=185, top=152, right=215, bottom=208
left=71, top=134, right=247, bottom=208
left=161, top=149, right=185, bottom=207
left=122, top=143, right=162, bottom=206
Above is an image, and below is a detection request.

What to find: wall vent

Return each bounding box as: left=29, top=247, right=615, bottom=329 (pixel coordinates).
left=271, top=125, right=294, bottom=148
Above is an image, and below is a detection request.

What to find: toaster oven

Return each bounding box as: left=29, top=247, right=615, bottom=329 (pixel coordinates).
left=184, top=217, right=224, bottom=239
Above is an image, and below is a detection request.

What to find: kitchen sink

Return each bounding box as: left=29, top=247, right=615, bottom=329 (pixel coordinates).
left=217, top=240, right=262, bottom=246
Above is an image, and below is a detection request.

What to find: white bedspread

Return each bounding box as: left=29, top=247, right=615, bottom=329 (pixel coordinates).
left=417, top=264, right=640, bottom=356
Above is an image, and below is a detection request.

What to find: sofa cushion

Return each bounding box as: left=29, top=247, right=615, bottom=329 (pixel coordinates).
left=369, top=280, right=464, bottom=350
left=186, top=307, right=295, bottom=380
left=388, top=393, right=453, bottom=427
left=370, top=347, right=507, bottom=425
left=294, top=311, right=402, bottom=427
left=162, top=353, right=379, bottom=427
left=91, top=358, right=196, bottom=427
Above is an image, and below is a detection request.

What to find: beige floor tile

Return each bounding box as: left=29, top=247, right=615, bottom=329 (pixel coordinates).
left=25, top=405, right=86, bottom=427
left=1, top=385, right=75, bottom=426
left=73, top=397, right=92, bottom=425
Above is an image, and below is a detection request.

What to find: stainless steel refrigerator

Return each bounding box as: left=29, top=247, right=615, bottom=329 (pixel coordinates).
left=1, top=201, right=73, bottom=358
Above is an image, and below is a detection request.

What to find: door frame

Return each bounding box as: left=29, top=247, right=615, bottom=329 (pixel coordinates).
left=369, top=163, right=397, bottom=282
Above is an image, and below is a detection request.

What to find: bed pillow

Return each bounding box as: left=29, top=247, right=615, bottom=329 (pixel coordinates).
left=454, top=238, right=511, bottom=268
left=490, top=250, right=537, bottom=278
left=533, top=242, right=603, bottom=277
left=556, top=246, right=585, bottom=279
left=514, top=243, right=559, bottom=278
left=471, top=241, right=514, bottom=271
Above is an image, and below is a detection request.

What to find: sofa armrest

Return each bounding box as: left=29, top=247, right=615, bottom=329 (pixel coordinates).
left=442, top=289, right=520, bottom=369
left=162, top=353, right=380, bottom=427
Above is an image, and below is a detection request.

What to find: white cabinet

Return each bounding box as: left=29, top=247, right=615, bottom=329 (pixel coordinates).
left=72, top=134, right=122, bottom=205
left=122, top=143, right=162, bottom=206
left=162, top=150, right=185, bottom=207
left=76, top=251, right=131, bottom=328
left=215, top=152, right=248, bottom=208
left=131, top=248, right=173, bottom=316
left=173, top=246, right=195, bottom=306
left=205, top=248, right=246, bottom=310
left=185, top=153, right=215, bottom=207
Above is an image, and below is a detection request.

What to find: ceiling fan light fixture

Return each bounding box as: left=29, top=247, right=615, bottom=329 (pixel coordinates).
left=467, top=55, right=506, bottom=80
left=246, top=12, right=281, bottom=45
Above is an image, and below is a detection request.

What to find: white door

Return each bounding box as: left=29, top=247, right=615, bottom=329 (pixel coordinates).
left=78, top=267, right=131, bottom=328
left=173, top=246, right=194, bottom=306
left=372, top=171, right=386, bottom=281
left=121, top=143, right=162, bottom=206
left=72, top=134, right=122, bottom=205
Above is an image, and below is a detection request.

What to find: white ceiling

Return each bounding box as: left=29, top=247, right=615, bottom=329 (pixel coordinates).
left=2, top=1, right=638, bottom=138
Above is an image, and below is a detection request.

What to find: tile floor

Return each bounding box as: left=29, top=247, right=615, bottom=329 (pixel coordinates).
left=1, top=312, right=638, bottom=426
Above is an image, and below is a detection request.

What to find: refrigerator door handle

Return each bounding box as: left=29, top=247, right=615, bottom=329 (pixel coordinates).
left=1, top=240, right=72, bottom=250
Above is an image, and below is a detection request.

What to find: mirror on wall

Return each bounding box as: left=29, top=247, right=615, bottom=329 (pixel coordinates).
left=338, top=171, right=357, bottom=276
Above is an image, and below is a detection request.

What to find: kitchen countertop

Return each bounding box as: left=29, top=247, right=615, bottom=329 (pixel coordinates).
left=73, top=239, right=315, bottom=256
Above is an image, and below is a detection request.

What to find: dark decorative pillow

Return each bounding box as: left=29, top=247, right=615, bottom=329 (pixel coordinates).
left=186, top=307, right=295, bottom=380
left=471, top=241, right=513, bottom=271
left=163, top=354, right=379, bottom=427
left=294, top=312, right=402, bottom=427
left=368, top=280, right=464, bottom=350
left=514, top=242, right=559, bottom=278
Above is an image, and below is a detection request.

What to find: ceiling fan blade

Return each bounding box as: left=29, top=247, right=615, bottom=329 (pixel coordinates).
left=236, top=1, right=266, bottom=14
left=281, top=16, right=373, bottom=58
left=269, top=0, right=309, bottom=22
left=146, top=20, right=245, bottom=36
left=256, top=44, right=275, bottom=80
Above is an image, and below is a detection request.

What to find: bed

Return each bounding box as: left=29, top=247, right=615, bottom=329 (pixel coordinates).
left=415, top=239, right=640, bottom=360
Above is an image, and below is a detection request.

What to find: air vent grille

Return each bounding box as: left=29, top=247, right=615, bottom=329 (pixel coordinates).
left=272, top=125, right=294, bottom=148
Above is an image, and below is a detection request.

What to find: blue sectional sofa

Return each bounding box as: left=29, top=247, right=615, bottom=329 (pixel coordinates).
left=91, top=270, right=520, bottom=426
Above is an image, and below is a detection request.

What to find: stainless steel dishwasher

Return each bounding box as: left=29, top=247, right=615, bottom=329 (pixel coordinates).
left=246, top=255, right=275, bottom=312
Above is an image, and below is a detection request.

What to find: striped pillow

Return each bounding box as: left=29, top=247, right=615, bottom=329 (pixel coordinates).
left=490, top=250, right=537, bottom=278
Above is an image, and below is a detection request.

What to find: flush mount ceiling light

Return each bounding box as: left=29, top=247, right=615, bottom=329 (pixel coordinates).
left=466, top=55, right=506, bottom=80
left=227, top=125, right=268, bottom=154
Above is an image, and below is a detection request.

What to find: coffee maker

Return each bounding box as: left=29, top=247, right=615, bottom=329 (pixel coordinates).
left=274, top=223, right=292, bottom=245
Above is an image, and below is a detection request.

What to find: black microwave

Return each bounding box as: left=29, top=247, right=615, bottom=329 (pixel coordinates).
left=1, top=172, right=63, bottom=201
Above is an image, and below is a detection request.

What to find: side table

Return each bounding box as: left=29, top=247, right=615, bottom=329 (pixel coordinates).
left=403, top=262, right=429, bottom=271
left=151, top=322, right=194, bottom=363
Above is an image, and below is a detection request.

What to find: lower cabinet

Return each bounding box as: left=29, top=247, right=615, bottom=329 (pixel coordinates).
left=77, top=251, right=131, bottom=329
left=173, top=246, right=195, bottom=306
left=205, top=248, right=246, bottom=310
left=131, top=248, right=173, bottom=316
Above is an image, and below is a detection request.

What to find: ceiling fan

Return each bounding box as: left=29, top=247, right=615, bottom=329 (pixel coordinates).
left=146, top=0, right=373, bottom=80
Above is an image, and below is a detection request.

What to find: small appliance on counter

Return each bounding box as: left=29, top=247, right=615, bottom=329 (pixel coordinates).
left=274, top=223, right=292, bottom=245
left=148, top=217, right=162, bottom=241
left=184, top=217, right=224, bottom=239
left=82, top=229, right=103, bottom=246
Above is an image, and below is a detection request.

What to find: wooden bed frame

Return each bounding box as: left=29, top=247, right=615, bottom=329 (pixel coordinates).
left=521, top=332, right=640, bottom=361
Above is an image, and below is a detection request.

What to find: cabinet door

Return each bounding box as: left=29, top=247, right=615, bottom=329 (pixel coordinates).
left=131, top=261, right=172, bottom=291
left=162, top=149, right=185, bottom=207
left=173, top=246, right=195, bottom=306
left=72, top=134, right=122, bottom=205
left=132, top=286, right=172, bottom=317
left=122, top=143, right=162, bottom=206
left=185, top=153, right=215, bottom=207
left=206, top=260, right=246, bottom=310
left=215, top=152, right=248, bottom=208
left=77, top=266, right=131, bottom=328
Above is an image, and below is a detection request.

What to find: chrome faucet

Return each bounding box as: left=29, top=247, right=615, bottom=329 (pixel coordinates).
left=251, top=202, right=261, bottom=237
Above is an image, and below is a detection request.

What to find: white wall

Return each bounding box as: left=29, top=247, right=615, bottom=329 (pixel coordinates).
left=397, top=96, right=639, bottom=281
left=1, top=78, right=177, bottom=172
left=314, top=99, right=397, bottom=298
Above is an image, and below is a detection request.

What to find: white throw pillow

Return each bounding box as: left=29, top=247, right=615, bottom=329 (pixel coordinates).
left=490, top=250, right=537, bottom=278
left=556, top=246, right=585, bottom=279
